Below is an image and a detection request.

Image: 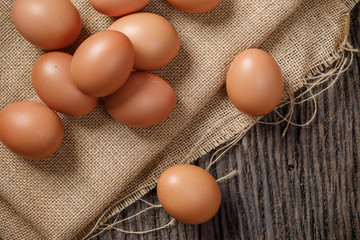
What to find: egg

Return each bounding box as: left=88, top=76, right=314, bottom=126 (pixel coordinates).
left=90, top=0, right=150, bottom=17
left=32, top=52, right=98, bottom=116
left=226, top=48, right=284, bottom=117
left=108, top=12, right=180, bottom=70
left=157, top=164, right=221, bottom=224
left=0, top=101, right=64, bottom=159
left=104, top=72, right=176, bottom=128
left=165, top=0, right=221, bottom=13
left=71, top=30, right=135, bottom=97
left=11, top=0, right=81, bottom=50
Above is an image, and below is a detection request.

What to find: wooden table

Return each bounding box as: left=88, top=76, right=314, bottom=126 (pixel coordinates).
left=95, top=4, right=360, bottom=240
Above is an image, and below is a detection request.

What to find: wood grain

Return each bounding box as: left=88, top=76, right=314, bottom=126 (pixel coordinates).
left=94, top=4, right=360, bottom=240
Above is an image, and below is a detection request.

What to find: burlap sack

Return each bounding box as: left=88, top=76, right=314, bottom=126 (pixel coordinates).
left=1, top=0, right=358, bottom=239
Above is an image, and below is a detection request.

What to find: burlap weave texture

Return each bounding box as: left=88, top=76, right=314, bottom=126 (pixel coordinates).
left=0, top=0, right=358, bottom=239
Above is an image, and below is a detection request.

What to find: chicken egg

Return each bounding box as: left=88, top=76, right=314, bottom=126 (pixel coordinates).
left=226, top=48, right=284, bottom=117
left=32, top=52, right=98, bottom=116
left=71, top=30, right=135, bottom=97
left=90, top=0, right=150, bottom=17
left=0, top=101, right=64, bottom=159
left=157, top=164, right=221, bottom=224
left=108, top=12, right=180, bottom=70
left=11, top=0, right=81, bottom=50
left=104, top=72, right=176, bottom=128
left=165, top=0, right=221, bottom=13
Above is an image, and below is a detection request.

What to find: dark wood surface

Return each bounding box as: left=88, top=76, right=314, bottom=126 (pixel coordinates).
left=93, top=4, right=360, bottom=240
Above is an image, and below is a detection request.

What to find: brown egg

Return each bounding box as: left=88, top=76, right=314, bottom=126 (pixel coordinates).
left=0, top=101, right=64, bottom=159
left=108, top=12, right=180, bottom=70
left=166, top=0, right=221, bottom=13
left=157, top=164, right=221, bottom=224
left=71, top=30, right=135, bottom=97
left=226, top=48, right=284, bottom=117
left=32, top=52, right=98, bottom=116
left=90, top=0, right=150, bottom=17
left=104, top=72, right=176, bottom=128
left=11, top=0, right=81, bottom=50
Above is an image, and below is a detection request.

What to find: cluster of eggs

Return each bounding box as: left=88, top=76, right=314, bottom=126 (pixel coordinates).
left=1, top=0, right=188, bottom=159
left=1, top=0, right=285, bottom=226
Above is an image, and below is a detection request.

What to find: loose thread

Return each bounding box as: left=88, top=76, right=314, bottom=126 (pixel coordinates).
left=87, top=204, right=164, bottom=239
left=110, top=218, right=176, bottom=235
left=257, top=48, right=354, bottom=136
left=257, top=86, right=317, bottom=137
left=340, top=41, right=359, bottom=52
left=295, top=52, right=352, bottom=104
left=217, top=170, right=238, bottom=182
left=183, top=113, right=248, bottom=169
left=275, top=88, right=317, bottom=137
left=139, top=199, right=161, bottom=207
left=112, top=205, right=162, bottom=224
left=82, top=184, right=154, bottom=240
left=206, top=133, right=243, bottom=171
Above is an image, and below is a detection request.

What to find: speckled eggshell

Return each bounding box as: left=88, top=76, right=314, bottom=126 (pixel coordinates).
left=32, top=52, right=98, bottom=116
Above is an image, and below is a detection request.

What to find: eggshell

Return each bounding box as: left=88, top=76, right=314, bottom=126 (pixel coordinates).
left=90, top=0, right=150, bottom=17
left=11, top=0, right=81, bottom=50
left=0, top=101, right=64, bottom=159
left=104, top=72, right=176, bottom=128
left=157, top=164, right=221, bottom=224
left=108, top=12, right=180, bottom=70
left=32, top=52, right=98, bottom=116
left=71, top=30, right=135, bottom=97
left=165, top=0, right=221, bottom=13
left=226, top=48, right=284, bottom=117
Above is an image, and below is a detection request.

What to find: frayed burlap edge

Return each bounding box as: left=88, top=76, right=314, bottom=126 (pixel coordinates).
left=343, top=0, right=358, bottom=9
left=76, top=4, right=358, bottom=240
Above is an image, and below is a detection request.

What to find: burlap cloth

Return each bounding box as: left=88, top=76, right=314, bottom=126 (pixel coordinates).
left=0, top=0, right=358, bottom=239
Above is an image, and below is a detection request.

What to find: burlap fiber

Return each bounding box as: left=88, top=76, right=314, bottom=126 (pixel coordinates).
left=1, top=0, right=358, bottom=239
